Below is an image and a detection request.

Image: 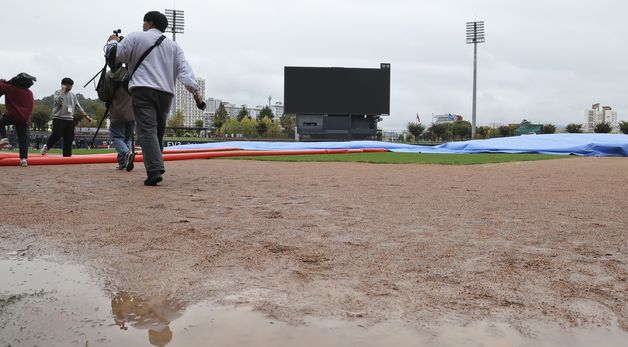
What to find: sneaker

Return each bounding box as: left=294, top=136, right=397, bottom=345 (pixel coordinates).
left=0, top=138, right=9, bottom=146
left=19, top=159, right=27, bottom=167
left=125, top=152, right=135, bottom=172
left=144, top=171, right=163, bottom=186
left=40, top=144, right=48, bottom=156
left=116, top=153, right=128, bottom=170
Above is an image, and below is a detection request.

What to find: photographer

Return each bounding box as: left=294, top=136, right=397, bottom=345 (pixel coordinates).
left=41, top=77, right=92, bottom=157
left=106, top=11, right=205, bottom=186
left=107, top=65, right=136, bottom=171
left=0, top=72, right=36, bottom=167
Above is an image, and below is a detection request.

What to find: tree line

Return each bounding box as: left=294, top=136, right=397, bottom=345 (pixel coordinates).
left=405, top=119, right=628, bottom=142
left=210, top=103, right=296, bottom=138
left=3, top=96, right=299, bottom=138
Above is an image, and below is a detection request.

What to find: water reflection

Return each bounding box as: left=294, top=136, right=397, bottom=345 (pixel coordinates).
left=2, top=257, right=626, bottom=347
left=111, top=292, right=183, bottom=347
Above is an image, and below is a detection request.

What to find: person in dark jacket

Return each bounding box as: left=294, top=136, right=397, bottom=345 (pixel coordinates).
left=107, top=66, right=136, bottom=171
left=0, top=72, right=37, bottom=167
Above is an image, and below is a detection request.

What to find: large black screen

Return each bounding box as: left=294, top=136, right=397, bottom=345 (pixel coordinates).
left=284, top=65, right=390, bottom=115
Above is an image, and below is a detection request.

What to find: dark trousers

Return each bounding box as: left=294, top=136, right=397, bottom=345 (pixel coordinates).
left=0, top=116, right=29, bottom=159
left=131, top=88, right=173, bottom=175
left=46, top=118, right=75, bottom=157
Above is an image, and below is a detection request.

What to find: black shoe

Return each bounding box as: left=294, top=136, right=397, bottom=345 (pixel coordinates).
left=125, top=152, right=136, bottom=172
left=144, top=171, right=163, bottom=186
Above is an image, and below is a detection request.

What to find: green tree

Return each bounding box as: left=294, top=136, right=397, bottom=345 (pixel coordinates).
left=267, top=121, right=283, bottom=138
left=213, top=102, right=229, bottom=130
left=498, top=125, right=511, bottom=137
left=486, top=128, right=500, bottom=138
left=543, top=124, right=556, bottom=134
left=168, top=110, right=185, bottom=136
left=476, top=126, right=491, bottom=139
left=280, top=113, right=296, bottom=138
left=30, top=105, right=51, bottom=131
left=237, top=106, right=249, bottom=121
left=257, top=116, right=273, bottom=137
left=36, top=95, right=55, bottom=110
left=619, top=120, right=628, bottom=134
left=258, top=106, right=274, bottom=121
left=76, top=94, right=105, bottom=127
left=594, top=121, right=612, bottom=133
left=194, top=119, right=205, bottom=136
left=168, top=110, right=184, bottom=127
left=220, top=118, right=241, bottom=136
left=240, top=116, right=258, bottom=137
left=451, top=121, right=472, bottom=139
left=520, top=119, right=531, bottom=125
left=428, top=123, right=449, bottom=141
left=407, top=122, right=425, bottom=141
left=257, top=121, right=268, bottom=137
left=565, top=123, right=583, bottom=133
left=78, top=102, right=106, bottom=128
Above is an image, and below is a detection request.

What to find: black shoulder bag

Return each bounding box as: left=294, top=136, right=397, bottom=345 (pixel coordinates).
left=121, top=35, right=167, bottom=92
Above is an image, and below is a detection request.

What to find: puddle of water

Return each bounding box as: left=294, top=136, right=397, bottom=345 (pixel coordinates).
left=1, top=257, right=627, bottom=347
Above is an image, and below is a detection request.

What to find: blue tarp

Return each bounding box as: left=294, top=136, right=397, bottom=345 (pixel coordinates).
left=170, top=134, right=628, bottom=157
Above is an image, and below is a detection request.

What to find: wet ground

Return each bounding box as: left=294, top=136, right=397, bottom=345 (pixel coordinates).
left=2, top=256, right=627, bottom=347
left=1, top=157, right=627, bottom=346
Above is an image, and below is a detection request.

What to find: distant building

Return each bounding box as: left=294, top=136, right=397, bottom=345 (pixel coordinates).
left=585, top=103, right=617, bottom=132
left=171, top=78, right=206, bottom=128
left=224, top=103, right=243, bottom=119
left=213, top=100, right=284, bottom=120
left=206, top=97, right=222, bottom=114
left=433, top=114, right=463, bottom=124
left=271, top=102, right=284, bottom=118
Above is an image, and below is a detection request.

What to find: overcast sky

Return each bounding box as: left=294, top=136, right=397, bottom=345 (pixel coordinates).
left=2, top=0, right=626, bottom=130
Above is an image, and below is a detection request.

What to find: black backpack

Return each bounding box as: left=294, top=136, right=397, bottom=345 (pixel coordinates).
left=96, top=65, right=128, bottom=103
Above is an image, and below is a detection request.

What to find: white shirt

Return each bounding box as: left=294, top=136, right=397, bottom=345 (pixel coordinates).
left=107, top=28, right=200, bottom=95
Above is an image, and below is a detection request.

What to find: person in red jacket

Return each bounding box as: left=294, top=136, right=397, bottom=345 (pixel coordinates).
left=0, top=72, right=36, bottom=167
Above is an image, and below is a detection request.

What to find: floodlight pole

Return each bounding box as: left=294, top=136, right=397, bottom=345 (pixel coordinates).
left=472, top=41, right=478, bottom=138
left=166, top=9, right=185, bottom=119
left=466, top=21, right=485, bottom=138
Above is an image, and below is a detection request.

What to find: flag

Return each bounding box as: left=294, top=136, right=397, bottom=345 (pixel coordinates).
left=416, top=113, right=421, bottom=123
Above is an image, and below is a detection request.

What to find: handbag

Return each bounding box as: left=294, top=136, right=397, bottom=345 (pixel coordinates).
left=121, top=35, right=166, bottom=92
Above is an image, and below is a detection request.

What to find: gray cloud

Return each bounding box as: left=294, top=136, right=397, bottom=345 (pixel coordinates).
left=2, top=0, right=626, bottom=130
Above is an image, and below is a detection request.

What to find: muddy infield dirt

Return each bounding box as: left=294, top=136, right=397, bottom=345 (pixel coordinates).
left=1, top=156, right=627, bottom=345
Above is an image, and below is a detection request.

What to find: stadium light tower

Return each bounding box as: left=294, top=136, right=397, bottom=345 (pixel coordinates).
left=165, top=9, right=185, bottom=41
left=165, top=9, right=185, bottom=119
left=466, top=21, right=485, bottom=138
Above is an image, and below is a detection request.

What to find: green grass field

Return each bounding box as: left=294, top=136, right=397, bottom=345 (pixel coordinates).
left=232, top=152, right=570, bottom=165
left=3, top=148, right=570, bottom=165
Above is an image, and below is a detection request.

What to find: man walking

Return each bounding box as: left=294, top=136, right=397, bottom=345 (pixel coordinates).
left=41, top=78, right=92, bottom=157
left=106, top=11, right=205, bottom=186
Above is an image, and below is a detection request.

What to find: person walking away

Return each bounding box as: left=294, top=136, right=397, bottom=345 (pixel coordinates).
left=108, top=66, right=136, bottom=171
left=41, top=77, right=92, bottom=157
left=106, top=10, right=205, bottom=186
left=0, top=73, right=37, bottom=167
